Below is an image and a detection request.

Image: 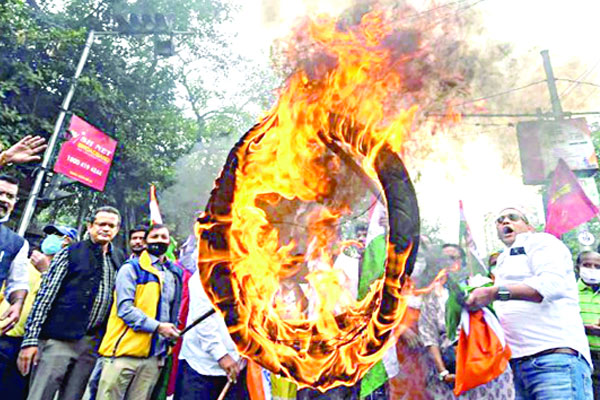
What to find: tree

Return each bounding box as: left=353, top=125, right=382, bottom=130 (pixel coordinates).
left=1, top=0, right=270, bottom=243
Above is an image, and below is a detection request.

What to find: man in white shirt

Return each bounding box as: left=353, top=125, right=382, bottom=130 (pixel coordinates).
left=466, top=207, right=593, bottom=399
left=174, top=270, right=248, bottom=400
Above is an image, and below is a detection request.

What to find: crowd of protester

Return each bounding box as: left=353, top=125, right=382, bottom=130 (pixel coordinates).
left=0, top=135, right=599, bottom=400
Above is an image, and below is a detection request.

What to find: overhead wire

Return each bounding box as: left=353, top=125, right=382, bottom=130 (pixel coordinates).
left=448, top=80, right=547, bottom=109
left=426, top=0, right=488, bottom=27
left=557, top=58, right=600, bottom=99
left=402, top=0, right=473, bottom=22
left=556, top=78, right=600, bottom=90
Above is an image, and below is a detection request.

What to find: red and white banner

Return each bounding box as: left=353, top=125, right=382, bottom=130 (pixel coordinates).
left=54, top=115, right=117, bottom=191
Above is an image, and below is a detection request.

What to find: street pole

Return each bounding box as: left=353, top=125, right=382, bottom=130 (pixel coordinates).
left=18, top=30, right=96, bottom=236
left=541, top=50, right=597, bottom=249
left=540, top=50, right=564, bottom=120
left=16, top=22, right=190, bottom=237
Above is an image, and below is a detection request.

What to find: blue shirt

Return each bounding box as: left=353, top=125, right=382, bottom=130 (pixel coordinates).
left=115, top=254, right=177, bottom=356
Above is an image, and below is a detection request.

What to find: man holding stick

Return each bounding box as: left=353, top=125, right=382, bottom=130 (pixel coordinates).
left=174, top=269, right=248, bottom=400
left=95, top=224, right=182, bottom=400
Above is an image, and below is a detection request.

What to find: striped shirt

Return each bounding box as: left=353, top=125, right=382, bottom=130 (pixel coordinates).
left=22, top=244, right=115, bottom=348
left=578, top=279, right=600, bottom=351
left=87, top=254, right=115, bottom=331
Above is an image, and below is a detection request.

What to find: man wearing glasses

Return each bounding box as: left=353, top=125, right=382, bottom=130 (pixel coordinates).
left=466, top=207, right=593, bottom=399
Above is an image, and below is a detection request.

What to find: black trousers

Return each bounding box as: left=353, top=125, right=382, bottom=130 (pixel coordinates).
left=174, top=359, right=249, bottom=400
left=0, top=335, right=28, bottom=400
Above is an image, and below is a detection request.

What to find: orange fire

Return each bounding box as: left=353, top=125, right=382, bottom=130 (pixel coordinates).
left=196, top=5, right=458, bottom=391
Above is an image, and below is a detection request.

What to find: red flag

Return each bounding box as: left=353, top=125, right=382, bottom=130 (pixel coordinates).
left=545, top=159, right=599, bottom=237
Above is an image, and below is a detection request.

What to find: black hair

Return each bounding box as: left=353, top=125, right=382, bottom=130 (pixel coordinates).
left=577, top=251, right=596, bottom=265
left=145, top=223, right=168, bottom=240
left=0, top=174, right=19, bottom=186
left=355, top=224, right=368, bottom=234
left=442, top=243, right=466, bottom=260
left=90, top=206, right=121, bottom=224
left=129, top=225, right=148, bottom=239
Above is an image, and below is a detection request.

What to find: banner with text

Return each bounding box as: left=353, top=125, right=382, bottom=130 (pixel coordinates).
left=54, top=115, right=117, bottom=191
left=517, top=118, right=598, bottom=185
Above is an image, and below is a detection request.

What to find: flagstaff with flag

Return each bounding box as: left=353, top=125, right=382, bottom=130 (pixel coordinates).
left=357, top=200, right=400, bottom=398
left=148, top=184, right=177, bottom=262
left=149, top=184, right=164, bottom=225
left=458, top=200, right=487, bottom=276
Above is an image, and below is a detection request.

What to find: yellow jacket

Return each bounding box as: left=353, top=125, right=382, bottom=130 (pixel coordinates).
left=98, top=251, right=182, bottom=358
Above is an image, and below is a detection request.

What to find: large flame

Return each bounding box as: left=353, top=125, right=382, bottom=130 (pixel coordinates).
left=197, top=5, right=458, bottom=391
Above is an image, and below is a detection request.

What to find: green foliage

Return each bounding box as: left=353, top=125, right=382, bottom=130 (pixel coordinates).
left=1, top=0, right=271, bottom=239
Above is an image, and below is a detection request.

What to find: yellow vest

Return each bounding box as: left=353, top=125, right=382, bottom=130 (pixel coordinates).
left=99, top=252, right=163, bottom=358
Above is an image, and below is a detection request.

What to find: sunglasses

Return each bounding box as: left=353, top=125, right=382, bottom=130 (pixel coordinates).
left=495, top=213, right=526, bottom=224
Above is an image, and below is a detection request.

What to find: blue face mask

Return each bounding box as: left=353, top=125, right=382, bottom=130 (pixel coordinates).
left=41, top=235, right=64, bottom=255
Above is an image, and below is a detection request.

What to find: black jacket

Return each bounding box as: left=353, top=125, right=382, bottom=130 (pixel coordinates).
left=40, top=239, right=125, bottom=340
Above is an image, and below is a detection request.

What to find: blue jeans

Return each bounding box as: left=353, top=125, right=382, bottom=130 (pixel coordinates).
left=510, top=353, right=593, bottom=400
left=84, top=358, right=103, bottom=400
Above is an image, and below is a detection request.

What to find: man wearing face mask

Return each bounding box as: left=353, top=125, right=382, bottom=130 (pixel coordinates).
left=577, top=251, right=600, bottom=398
left=0, top=225, right=75, bottom=398
left=96, top=224, right=182, bottom=399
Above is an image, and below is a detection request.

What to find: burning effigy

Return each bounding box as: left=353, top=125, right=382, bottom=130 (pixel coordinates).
left=195, top=3, right=465, bottom=392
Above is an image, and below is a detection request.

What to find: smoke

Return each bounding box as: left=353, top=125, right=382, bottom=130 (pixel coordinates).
left=171, top=0, right=600, bottom=254
left=161, top=135, right=238, bottom=238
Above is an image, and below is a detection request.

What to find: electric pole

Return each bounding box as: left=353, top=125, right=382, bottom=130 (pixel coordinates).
left=540, top=50, right=564, bottom=120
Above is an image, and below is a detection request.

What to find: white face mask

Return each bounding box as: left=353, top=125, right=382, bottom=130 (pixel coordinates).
left=580, top=267, right=600, bottom=285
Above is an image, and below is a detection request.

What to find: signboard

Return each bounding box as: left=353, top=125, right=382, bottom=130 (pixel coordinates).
left=579, top=176, right=600, bottom=206
left=54, top=115, right=117, bottom=191
left=517, top=118, right=598, bottom=185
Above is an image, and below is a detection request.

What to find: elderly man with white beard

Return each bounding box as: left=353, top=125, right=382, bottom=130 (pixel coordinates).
left=466, top=207, right=593, bottom=400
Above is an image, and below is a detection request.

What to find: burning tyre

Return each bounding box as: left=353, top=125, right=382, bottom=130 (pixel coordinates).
left=195, top=8, right=430, bottom=391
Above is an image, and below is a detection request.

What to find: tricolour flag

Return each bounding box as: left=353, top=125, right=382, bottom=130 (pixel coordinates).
left=148, top=185, right=177, bottom=262
left=247, top=359, right=297, bottom=400
left=458, top=200, right=487, bottom=276
left=358, top=200, right=399, bottom=398
left=149, top=184, right=164, bottom=225
left=545, top=158, right=599, bottom=237
left=454, top=308, right=511, bottom=396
